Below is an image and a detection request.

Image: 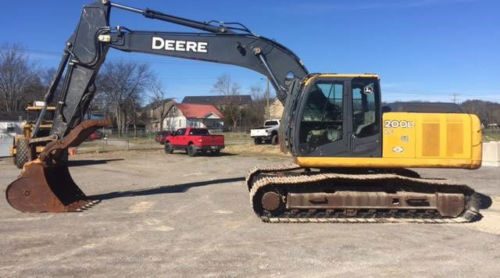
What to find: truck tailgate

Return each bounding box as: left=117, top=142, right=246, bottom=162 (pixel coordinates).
left=250, top=129, right=268, bottom=137
left=199, top=135, right=224, bottom=146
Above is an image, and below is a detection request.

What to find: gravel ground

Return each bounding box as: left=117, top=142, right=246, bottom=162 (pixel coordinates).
left=0, top=149, right=499, bottom=277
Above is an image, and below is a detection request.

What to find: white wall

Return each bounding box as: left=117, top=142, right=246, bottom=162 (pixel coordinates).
left=163, top=107, right=223, bottom=131
left=164, top=115, right=187, bottom=131
left=483, top=142, right=500, bottom=167
left=186, top=119, right=206, bottom=128
left=0, top=132, right=14, bottom=157
left=164, top=116, right=211, bottom=130
left=0, top=121, right=22, bottom=135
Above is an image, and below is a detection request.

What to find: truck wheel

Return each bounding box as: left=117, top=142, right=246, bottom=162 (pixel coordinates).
left=254, top=138, right=262, bottom=145
left=271, top=134, right=278, bottom=145
left=59, top=149, right=69, bottom=164
left=12, top=138, right=17, bottom=164
left=12, top=137, right=16, bottom=164
left=14, top=138, right=30, bottom=169
left=187, top=144, right=196, bottom=157
left=164, top=143, right=174, bottom=154
left=211, top=149, right=220, bottom=156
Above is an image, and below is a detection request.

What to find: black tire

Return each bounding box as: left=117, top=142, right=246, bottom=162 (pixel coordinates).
left=271, top=134, right=278, bottom=145
left=164, top=142, right=174, bottom=154
left=12, top=137, right=16, bottom=164
left=29, top=144, right=37, bottom=161
left=14, top=138, right=30, bottom=169
left=59, top=149, right=69, bottom=164
left=62, top=149, right=69, bottom=161
left=211, top=149, right=221, bottom=156
left=254, top=138, right=262, bottom=145
left=187, top=144, right=196, bottom=157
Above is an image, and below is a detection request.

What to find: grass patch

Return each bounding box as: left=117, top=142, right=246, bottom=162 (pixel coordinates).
left=224, top=132, right=288, bottom=157
left=484, top=129, right=500, bottom=142
left=75, top=132, right=288, bottom=157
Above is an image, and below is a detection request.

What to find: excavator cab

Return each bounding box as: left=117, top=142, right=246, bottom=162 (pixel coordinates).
left=282, top=74, right=382, bottom=158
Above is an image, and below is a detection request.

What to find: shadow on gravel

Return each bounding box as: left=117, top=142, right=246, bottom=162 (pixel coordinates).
left=207, top=152, right=238, bottom=157
left=90, top=177, right=245, bottom=200
left=167, top=152, right=238, bottom=157
left=67, top=158, right=125, bottom=167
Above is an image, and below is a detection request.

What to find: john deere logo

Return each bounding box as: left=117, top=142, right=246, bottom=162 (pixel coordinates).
left=392, top=146, right=404, bottom=153
left=152, top=37, right=208, bottom=53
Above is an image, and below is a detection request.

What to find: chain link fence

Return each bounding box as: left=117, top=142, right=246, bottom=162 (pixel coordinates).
left=76, top=128, right=253, bottom=154
left=77, top=128, right=161, bottom=154
left=484, top=128, right=500, bottom=142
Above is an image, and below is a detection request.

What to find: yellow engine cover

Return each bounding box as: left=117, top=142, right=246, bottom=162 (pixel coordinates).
left=381, top=112, right=482, bottom=169
left=295, top=112, right=482, bottom=170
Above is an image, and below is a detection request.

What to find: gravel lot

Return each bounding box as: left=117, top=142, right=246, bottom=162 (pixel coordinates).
left=0, top=149, right=499, bottom=277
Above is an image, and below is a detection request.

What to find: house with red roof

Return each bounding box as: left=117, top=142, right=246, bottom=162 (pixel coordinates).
left=164, top=102, right=224, bottom=131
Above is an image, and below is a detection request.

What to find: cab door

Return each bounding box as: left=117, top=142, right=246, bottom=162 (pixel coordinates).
left=292, top=76, right=382, bottom=158
left=172, top=128, right=186, bottom=148
left=294, top=78, right=350, bottom=157
left=349, top=78, right=382, bottom=157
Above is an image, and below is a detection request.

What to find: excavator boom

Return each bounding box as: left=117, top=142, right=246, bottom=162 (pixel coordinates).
left=44, top=1, right=307, bottom=139
left=7, top=0, right=307, bottom=213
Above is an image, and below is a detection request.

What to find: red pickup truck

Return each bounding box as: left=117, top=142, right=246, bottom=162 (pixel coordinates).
left=164, top=128, right=224, bottom=156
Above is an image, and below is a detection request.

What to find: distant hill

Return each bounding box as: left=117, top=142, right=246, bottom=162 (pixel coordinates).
left=460, top=100, right=500, bottom=126
left=384, top=100, right=500, bottom=126
left=386, top=102, right=462, bottom=113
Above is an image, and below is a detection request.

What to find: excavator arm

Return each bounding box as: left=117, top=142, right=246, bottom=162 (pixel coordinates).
left=7, top=0, right=307, bottom=213
left=36, top=0, right=307, bottom=139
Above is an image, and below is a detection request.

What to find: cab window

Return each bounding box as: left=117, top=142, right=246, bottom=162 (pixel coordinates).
left=175, top=128, right=186, bottom=136
left=189, top=129, right=209, bottom=136
left=352, top=79, right=379, bottom=138
left=299, top=81, right=344, bottom=150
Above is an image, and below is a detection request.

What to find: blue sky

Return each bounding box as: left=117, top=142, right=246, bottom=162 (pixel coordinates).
left=0, top=0, right=499, bottom=103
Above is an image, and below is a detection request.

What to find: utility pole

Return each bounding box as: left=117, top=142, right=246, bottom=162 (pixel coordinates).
left=452, top=93, right=459, bottom=104
left=266, top=77, right=270, bottom=120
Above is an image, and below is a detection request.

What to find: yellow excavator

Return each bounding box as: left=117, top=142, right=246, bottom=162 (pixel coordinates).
left=11, top=101, right=56, bottom=169
left=6, top=1, right=482, bottom=223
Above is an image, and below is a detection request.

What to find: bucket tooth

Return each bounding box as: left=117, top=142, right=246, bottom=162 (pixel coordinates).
left=6, top=160, right=94, bottom=213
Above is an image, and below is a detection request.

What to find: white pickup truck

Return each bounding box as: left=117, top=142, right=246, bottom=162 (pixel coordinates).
left=250, top=119, right=280, bottom=145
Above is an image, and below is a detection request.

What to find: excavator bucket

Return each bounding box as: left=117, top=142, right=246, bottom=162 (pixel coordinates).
left=5, top=119, right=109, bottom=213
left=6, top=161, right=98, bottom=212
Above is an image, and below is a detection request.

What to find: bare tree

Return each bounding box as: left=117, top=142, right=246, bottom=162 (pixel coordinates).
left=149, top=81, right=172, bottom=131
left=0, top=44, right=42, bottom=112
left=96, top=60, right=153, bottom=136
left=211, top=74, right=242, bottom=129
left=244, top=85, right=266, bottom=127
